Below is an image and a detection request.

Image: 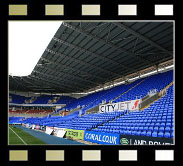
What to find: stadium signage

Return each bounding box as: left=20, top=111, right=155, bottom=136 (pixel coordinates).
left=120, top=138, right=129, bottom=145
left=32, top=124, right=36, bottom=130
left=29, top=124, right=33, bottom=129
left=120, top=135, right=173, bottom=145
left=45, top=126, right=54, bottom=135
left=84, top=131, right=120, bottom=145
left=99, top=99, right=140, bottom=113
left=65, top=129, right=84, bottom=140
left=54, top=127, right=66, bottom=138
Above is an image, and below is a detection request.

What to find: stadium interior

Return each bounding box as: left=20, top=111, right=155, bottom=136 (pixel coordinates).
left=9, top=21, right=174, bottom=145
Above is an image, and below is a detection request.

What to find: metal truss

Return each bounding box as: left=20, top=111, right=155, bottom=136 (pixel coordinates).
left=27, top=75, right=68, bottom=92
left=36, top=63, right=101, bottom=87
left=46, top=48, right=119, bottom=80
left=31, top=71, right=89, bottom=91
left=32, top=69, right=95, bottom=90
left=39, top=57, right=107, bottom=83
left=53, top=36, right=131, bottom=77
left=113, top=23, right=172, bottom=56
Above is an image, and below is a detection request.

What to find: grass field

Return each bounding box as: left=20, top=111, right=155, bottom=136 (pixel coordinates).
left=9, top=125, right=47, bottom=145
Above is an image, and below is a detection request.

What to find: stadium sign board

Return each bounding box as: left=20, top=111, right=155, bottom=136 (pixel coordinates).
left=99, top=99, right=140, bottom=113
left=32, top=124, right=36, bottom=130
left=120, top=135, right=173, bottom=145
left=65, top=129, right=84, bottom=140
left=45, top=126, right=54, bottom=135
left=54, top=127, right=66, bottom=138
left=84, top=130, right=120, bottom=145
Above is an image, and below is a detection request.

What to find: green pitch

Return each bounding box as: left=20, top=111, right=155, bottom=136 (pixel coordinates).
left=9, top=125, right=47, bottom=145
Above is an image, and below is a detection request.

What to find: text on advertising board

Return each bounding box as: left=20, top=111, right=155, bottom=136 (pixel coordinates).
left=84, top=131, right=120, bottom=145
left=99, top=99, right=140, bottom=113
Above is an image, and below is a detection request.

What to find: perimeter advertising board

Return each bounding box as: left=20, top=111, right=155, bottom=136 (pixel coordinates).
left=45, top=126, right=54, bottom=135
left=54, top=127, right=66, bottom=138
left=65, top=129, right=84, bottom=140
left=84, top=131, right=120, bottom=145
left=99, top=99, right=140, bottom=113
left=120, top=135, right=173, bottom=145
left=25, top=123, right=29, bottom=128
left=32, top=124, right=36, bottom=129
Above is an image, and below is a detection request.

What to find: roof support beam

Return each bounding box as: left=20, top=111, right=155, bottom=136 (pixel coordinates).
left=36, top=63, right=100, bottom=87
left=63, top=22, right=151, bottom=71
left=21, top=77, right=42, bottom=88
left=32, top=69, right=94, bottom=89
left=11, top=76, right=31, bottom=91
left=113, top=22, right=172, bottom=56
left=23, top=76, right=53, bottom=89
left=39, top=57, right=107, bottom=82
left=46, top=48, right=119, bottom=79
left=30, top=73, right=87, bottom=92
left=53, top=37, right=129, bottom=77
left=28, top=75, right=76, bottom=93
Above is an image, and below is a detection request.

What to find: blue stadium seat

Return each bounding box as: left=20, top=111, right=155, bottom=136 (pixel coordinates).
left=165, top=127, right=171, bottom=132
left=148, top=127, right=153, bottom=131
left=159, top=127, right=165, bottom=132
left=141, top=131, right=146, bottom=136
left=152, top=132, right=158, bottom=137
left=164, top=132, right=171, bottom=138
left=158, top=132, right=164, bottom=137
left=146, top=131, right=152, bottom=137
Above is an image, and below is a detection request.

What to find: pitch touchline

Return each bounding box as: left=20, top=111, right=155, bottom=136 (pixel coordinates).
left=9, top=126, right=27, bottom=145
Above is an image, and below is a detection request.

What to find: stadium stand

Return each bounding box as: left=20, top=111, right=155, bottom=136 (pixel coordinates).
left=114, top=70, right=173, bottom=103
left=53, top=96, right=76, bottom=104
left=31, top=95, right=56, bottom=104
left=9, top=94, right=27, bottom=104
left=9, top=94, right=75, bottom=105
left=16, top=70, right=173, bottom=140
left=9, top=109, right=54, bottom=118
left=93, top=85, right=173, bottom=138
left=9, top=117, right=25, bottom=124
left=56, top=70, right=173, bottom=115
left=54, top=78, right=143, bottom=115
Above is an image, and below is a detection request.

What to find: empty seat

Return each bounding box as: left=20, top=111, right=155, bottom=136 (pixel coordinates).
left=143, top=126, right=148, bottom=131
left=152, top=132, right=158, bottom=137
left=171, top=132, right=174, bottom=138
left=158, top=132, right=164, bottom=137
left=164, top=132, right=171, bottom=138
left=165, top=127, right=171, bottom=132
left=159, top=127, right=165, bottom=132
left=139, top=126, right=143, bottom=130
left=160, top=123, right=165, bottom=127
left=148, top=127, right=153, bottom=131
left=131, top=131, right=137, bottom=135
left=136, top=131, right=141, bottom=136
left=141, top=131, right=146, bottom=136
left=154, top=127, right=159, bottom=131
left=146, top=131, right=152, bottom=137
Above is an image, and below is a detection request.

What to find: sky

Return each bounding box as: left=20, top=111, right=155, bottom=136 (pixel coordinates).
left=9, top=21, right=62, bottom=76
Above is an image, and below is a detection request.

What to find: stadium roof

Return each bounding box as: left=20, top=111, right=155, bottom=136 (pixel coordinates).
left=9, top=21, right=174, bottom=93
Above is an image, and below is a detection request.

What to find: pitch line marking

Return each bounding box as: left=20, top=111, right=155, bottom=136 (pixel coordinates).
left=9, top=126, right=27, bottom=145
